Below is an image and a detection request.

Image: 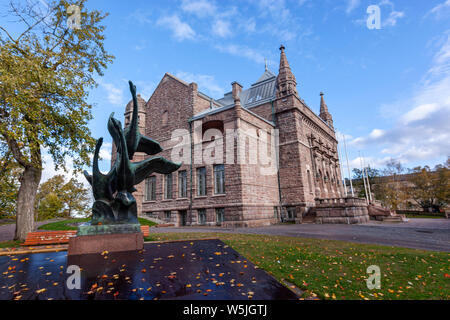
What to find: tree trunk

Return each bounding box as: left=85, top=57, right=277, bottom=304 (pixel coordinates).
left=14, top=165, right=42, bottom=241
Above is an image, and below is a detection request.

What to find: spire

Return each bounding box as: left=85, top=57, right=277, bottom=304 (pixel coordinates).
left=319, top=92, right=334, bottom=129
left=320, top=92, right=328, bottom=114
left=265, top=58, right=268, bottom=71
left=276, top=45, right=298, bottom=98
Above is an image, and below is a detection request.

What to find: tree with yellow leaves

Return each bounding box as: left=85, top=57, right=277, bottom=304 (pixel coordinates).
left=0, top=0, right=114, bottom=240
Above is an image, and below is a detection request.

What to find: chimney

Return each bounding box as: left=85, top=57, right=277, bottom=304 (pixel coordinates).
left=231, top=81, right=243, bottom=102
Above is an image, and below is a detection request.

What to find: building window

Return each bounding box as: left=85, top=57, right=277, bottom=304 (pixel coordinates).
left=178, top=170, right=187, bottom=198
left=307, top=170, right=313, bottom=194
left=198, top=209, right=206, bottom=225
left=287, top=207, right=295, bottom=221
left=145, top=176, right=156, bottom=201
left=164, top=211, right=171, bottom=222
left=274, top=207, right=279, bottom=219
left=216, top=208, right=225, bottom=225
left=197, top=167, right=207, bottom=196
left=214, top=164, right=225, bottom=194
left=165, top=173, right=173, bottom=199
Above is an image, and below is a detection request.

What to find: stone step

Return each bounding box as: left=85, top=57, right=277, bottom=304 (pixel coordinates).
left=302, top=217, right=316, bottom=224
left=382, top=216, right=406, bottom=223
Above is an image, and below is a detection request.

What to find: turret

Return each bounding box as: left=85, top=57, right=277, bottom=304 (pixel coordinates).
left=319, top=92, right=334, bottom=129
left=276, top=45, right=298, bottom=98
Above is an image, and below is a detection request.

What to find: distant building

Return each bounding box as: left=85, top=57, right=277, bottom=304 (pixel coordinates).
left=116, top=46, right=346, bottom=227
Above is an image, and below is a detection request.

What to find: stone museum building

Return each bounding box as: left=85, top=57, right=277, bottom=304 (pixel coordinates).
left=117, top=46, right=355, bottom=227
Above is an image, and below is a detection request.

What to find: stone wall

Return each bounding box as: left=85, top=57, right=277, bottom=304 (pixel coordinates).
left=314, top=197, right=370, bottom=224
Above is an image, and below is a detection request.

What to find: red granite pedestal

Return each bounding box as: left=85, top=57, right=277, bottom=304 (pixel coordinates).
left=68, top=233, right=144, bottom=256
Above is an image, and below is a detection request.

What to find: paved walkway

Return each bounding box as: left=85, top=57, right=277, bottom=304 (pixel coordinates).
left=151, top=219, right=450, bottom=252
left=0, top=219, right=65, bottom=242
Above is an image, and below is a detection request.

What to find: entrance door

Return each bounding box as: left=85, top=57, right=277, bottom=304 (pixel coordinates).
left=179, top=210, right=187, bottom=227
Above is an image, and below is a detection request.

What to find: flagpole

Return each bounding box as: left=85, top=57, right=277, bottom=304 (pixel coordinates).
left=359, top=151, right=369, bottom=204
left=362, top=152, right=373, bottom=203
left=337, top=133, right=348, bottom=197
left=343, top=134, right=354, bottom=197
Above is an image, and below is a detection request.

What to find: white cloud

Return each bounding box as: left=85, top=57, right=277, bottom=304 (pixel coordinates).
left=241, top=18, right=256, bottom=33
left=427, top=0, right=450, bottom=19
left=212, top=20, right=231, bottom=38
left=181, top=0, right=216, bottom=18
left=346, top=0, right=361, bottom=14
left=401, top=104, right=441, bottom=125
left=98, top=142, right=112, bottom=163
left=98, top=80, right=124, bottom=106
left=353, top=0, right=405, bottom=28
left=383, top=10, right=405, bottom=27
left=175, top=71, right=225, bottom=98
left=348, top=31, right=450, bottom=167
left=298, top=0, right=309, bottom=6
left=156, top=15, right=196, bottom=41
left=214, top=44, right=275, bottom=66
left=133, top=80, right=156, bottom=101
left=128, top=10, right=152, bottom=24
left=253, top=0, right=308, bottom=42
left=369, top=129, right=385, bottom=139
left=134, top=40, right=147, bottom=51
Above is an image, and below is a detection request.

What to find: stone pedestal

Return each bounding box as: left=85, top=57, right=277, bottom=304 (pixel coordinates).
left=68, top=223, right=144, bottom=256
left=314, top=197, right=370, bottom=224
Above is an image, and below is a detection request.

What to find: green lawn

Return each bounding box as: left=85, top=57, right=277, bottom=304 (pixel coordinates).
left=405, top=214, right=445, bottom=219
left=145, top=232, right=450, bottom=300
left=0, top=240, right=21, bottom=249
left=38, top=217, right=157, bottom=231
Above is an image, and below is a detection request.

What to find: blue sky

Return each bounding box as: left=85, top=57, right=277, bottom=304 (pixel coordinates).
left=2, top=0, right=450, bottom=182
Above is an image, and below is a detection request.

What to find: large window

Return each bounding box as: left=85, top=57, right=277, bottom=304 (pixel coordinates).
left=165, top=173, right=173, bottom=199
left=197, top=167, right=207, bottom=196
left=164, top=211, right=171, bottom=222
left=145, top=176, right=156, bottom=201
left=178, top=170, right=187, bottom=198
left=214, top=164, right=225, bottom=194
left=198, top=209, right=206, bottom=225
left=216, top=208, right=224, bottom=225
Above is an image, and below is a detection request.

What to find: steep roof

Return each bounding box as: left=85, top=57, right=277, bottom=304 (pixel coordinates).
left=214, top=68, right=277, bottom=110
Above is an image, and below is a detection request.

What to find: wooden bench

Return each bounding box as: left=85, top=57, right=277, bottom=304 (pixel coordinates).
left=141, top=225, right=150, bottom=237
left=22, top=226, right=151, bottom=246
left=21, top=231, right=77, bottom=246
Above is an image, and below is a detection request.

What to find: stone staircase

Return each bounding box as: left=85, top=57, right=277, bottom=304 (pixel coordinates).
left=381, top=214, right=408, bottom=223
left=301, top=209, right=316, bottom=224
left=367, top=204, right=407, bottom=223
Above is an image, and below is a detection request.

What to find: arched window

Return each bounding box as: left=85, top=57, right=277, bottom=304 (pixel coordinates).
left=162, top=110, right=168, bottom=126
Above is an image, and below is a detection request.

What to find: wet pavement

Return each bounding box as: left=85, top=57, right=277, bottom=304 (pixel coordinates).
left=0, top=239, right=298, bottom=300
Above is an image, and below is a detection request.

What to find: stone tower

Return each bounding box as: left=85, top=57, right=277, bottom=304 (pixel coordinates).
left=319, top=92, right=334, bottom=129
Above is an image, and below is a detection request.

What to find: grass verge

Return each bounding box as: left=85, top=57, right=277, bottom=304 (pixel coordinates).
left=145, top=232, right=449, bottom=300
left=38, top=218, right=157, bottom=231
left=0, top=240, right=21, bottom=249
left=405, top=214, right=445, bottom=219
